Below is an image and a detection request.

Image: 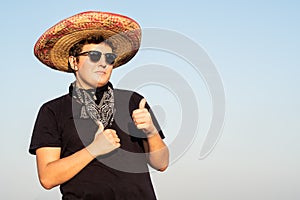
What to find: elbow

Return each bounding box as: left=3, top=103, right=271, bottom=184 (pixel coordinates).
left=151, top=152, right=169, bottom=172
left=151, top=160, right=169, bottom=172
left=148, top=161, right=169, bottom=172
left=39, top=176, right=57, bottom=190
left=158, top=150, right=169, bottom=172
left=147, top=146, right=170, bottom=172
left=42, top=185, right=54, bottom=190
left=158, top=158, right=169, bottom=172
left=158, top=164, right=168, bottom=172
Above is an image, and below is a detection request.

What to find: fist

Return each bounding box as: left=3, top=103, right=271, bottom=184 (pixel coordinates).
left=132, top=98, right=158, bottom=136
left=86, top=122, right=121, bottom=158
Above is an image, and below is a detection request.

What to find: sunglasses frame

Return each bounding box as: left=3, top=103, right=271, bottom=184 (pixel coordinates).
left=76, top=50, right=117, bottom=65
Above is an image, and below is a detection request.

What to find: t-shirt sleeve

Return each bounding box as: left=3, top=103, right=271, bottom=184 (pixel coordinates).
left=29, top=103, right=62, bottom=155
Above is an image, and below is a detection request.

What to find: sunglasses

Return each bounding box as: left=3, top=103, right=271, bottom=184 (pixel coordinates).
left=76, top=51, right=117, bottom=65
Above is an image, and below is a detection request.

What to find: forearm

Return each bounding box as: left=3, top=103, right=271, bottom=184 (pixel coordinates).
left=144, top=133, right=169, bottom=171
left=37, top=126, right=120, bottom=190
left=37, top=147, right=94, bottom=189
left=132, top=98, right=169, bottom=171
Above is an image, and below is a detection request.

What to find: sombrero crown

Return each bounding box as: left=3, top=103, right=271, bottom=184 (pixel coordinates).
left=34, top=11, right=141, bottom=72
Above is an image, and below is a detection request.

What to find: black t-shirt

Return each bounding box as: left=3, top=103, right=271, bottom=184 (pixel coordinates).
left=29, top=88, right=164, bottom=200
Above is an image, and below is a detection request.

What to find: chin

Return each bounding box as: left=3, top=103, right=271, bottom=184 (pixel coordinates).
left=96, top=81, right=109, bottom=88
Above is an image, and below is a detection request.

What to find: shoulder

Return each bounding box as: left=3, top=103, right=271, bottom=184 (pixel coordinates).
left=114, top=88, right=144, bottom=102
left=113, top=88, right=145, bottom=112
left=39, top=94, right=70, bottom=113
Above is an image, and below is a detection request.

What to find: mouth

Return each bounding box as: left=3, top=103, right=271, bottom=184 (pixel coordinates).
left=95, top=71, right=106, bottom=75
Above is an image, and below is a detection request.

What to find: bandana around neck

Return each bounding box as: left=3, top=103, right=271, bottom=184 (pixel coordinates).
left=69, top=81, right=115, bottom=127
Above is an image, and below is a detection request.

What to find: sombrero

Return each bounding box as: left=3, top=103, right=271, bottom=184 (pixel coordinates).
left=34, top=11, right=141, bottom=72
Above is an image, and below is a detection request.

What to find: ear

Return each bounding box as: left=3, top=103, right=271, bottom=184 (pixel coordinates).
left=68, top=56, right=78, bottom=71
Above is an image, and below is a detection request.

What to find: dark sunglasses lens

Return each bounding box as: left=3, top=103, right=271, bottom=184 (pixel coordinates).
left=105, top=53, right=117, bottom=65
left=89, top=52, right=102, bottom=62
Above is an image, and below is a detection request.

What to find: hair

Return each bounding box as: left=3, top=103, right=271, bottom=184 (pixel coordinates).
left=68, top=35, right=115, bottom=73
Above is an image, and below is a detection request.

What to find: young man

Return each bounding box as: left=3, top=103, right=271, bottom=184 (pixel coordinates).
left=29, top=11, right=169, bottom=200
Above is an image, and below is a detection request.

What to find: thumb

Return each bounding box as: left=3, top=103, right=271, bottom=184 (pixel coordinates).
left=96, top=121, right=104, bottom=133
left=139, top=98, right=147, bottom=109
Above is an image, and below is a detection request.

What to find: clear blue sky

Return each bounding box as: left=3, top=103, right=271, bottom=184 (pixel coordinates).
left=1, top=0, right=299, bottom=199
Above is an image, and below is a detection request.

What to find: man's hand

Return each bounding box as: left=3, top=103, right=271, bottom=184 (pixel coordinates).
left=86, top=122, right=121, bottom=158
left=132, top=98, right=158, bottom=137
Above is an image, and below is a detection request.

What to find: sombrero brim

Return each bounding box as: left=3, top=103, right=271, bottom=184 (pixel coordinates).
left=34, top=11, right=141, bottom=72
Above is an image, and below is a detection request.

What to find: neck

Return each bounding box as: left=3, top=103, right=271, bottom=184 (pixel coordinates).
left=75, top=80, right=108, bottom=90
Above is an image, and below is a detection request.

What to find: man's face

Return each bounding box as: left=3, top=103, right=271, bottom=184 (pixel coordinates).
left=74, top=42, right=114, bottom=89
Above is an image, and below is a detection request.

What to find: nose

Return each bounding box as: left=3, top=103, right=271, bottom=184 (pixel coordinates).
left=97, top=54, right=107, bottom=68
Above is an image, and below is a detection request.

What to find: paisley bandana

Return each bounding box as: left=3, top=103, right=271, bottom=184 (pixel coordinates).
left=69, top=82, right=114, bottom=127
